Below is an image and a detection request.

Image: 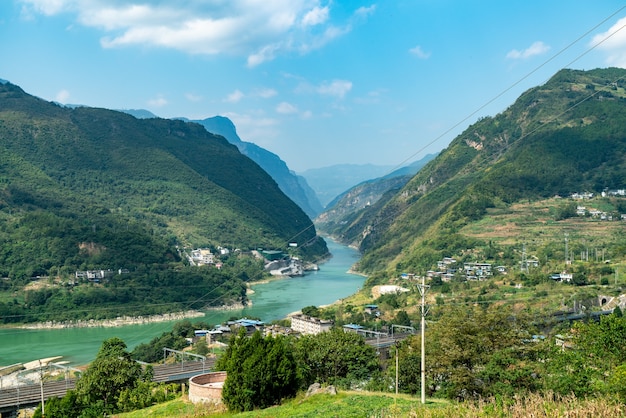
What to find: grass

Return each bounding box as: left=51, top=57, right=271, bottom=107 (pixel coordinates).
left=113, top=391, right=626, bottom=418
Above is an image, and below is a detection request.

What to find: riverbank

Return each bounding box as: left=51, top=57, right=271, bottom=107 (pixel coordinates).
left=16, top=310, right=205, bottom=330
left=0, top=238, right=364, bottom=367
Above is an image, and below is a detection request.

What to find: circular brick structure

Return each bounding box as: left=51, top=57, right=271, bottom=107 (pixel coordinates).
left=188, top=371, right=227, bottom=404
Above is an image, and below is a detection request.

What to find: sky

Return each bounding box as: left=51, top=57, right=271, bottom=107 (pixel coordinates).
left=2, top=1, right=626, bottom=172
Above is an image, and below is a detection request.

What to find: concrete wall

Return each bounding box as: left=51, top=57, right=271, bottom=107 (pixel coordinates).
left=188, top=371, right=227, bottom=405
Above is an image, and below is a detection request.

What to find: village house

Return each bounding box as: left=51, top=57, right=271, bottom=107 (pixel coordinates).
left=290, top=314, right=334, bottom=335
left=571, top=192, right=594, bottom=199
left=364, top=304, right=379, bottom=315
left=228, top=318, right=264, bottom=334
left=463, top=262, right=492, bottom=279
left=343, top=323, right=366, bottom=334
left=190, top=248, right=215, bottom=265
left=74, top=269, right=116, bottom=282
left=550, top=272, right=573, bottom=283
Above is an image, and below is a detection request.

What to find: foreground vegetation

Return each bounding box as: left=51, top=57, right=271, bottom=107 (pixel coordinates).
left=32, top=301, right=626, bottom=416
left=114, top=391, right=626, bottom=417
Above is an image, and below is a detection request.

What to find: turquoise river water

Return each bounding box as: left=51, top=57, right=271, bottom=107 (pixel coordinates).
left=0, top=238, right=364, bottom=367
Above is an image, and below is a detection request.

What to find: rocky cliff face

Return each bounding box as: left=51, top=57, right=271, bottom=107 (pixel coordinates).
left=191, top=116, right=323, bottom=218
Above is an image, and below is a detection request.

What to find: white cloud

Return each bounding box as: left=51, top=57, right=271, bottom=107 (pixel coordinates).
left=302, top=6, right=328, bottom=27
left=591, top=16, right=626, bottom=68
left=18, top=0, right=371, bottom=65
left=54, top=89, right=70, bottom=103
left=276, top=101, right=298, bottom=114
left=225, top=89, right=244, bottom=103
left=252, top=87, right=278, bottom=99
left=185, top=92, right=202, bottom=102
left=317, top=79, right=352, bottom=98
left=409, top=45, right=430, bottom=59
left=148, top=95, right=167, bottom=107
left=247, top=43, right=281, bottom=67
left=506, top=41, right=550, bottom=60
left=354, top=5, right=376, bottom=19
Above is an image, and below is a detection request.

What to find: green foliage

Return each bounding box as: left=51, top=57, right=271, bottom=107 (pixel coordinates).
left=331, top=68, right=626, bottom=275
left=293, top=328, right=379, bottom=389
left=32, top=390, right=82, bottom=418
left=301, top=305, right=320, bottom=317
left=0, top=264, right=247, bottom=324
left=74, top=338, right=145, bottom=414
left=424, top=304, right=536, bottom=400
left=216, top=329, right=298, bottom=412
left=0, top=81, right=328, bottom=321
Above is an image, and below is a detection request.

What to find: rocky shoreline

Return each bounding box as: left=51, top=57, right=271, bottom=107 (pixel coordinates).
left=17, top=310, right=206, bottom=330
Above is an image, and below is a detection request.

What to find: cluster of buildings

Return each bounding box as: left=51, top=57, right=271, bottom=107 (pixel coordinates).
left=74, top=268, right=129, bottom=283
left=425, top=257, right=510, bottom=282
left=571, top=189, right=626, bottom=220
left=192, top=309, right=387, bottom=345
left=186, top=247, right=232, bottom=268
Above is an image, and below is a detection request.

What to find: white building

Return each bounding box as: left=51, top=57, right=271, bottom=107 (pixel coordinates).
left=290, top=314, right=333, bottom=335
left=191, top=248, right=215, bottom=265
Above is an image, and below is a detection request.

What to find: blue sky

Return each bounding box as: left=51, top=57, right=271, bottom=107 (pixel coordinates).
left=2, top=1, right=626, bottom=172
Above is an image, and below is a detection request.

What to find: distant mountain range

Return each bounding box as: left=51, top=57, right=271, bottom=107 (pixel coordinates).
left=185, top=116, right=324, bottom=218
left=300, top=164, right=398, bottom=208
left=315, top=155, right=436, bottom=234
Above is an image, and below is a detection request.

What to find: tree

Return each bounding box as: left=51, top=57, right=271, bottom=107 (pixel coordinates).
left=293, top=328, right=379, bottom=389
left=394, top=310, right=412, bottom=327
left=216, top=330, right=298, bottom=412
left=74, top=337, right=145, bottom=414
left=301, top=305, right=320, bottom=317
left=425, top=304, right=534, bottom=399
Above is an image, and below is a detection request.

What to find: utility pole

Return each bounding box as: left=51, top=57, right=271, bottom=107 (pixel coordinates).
left=38, top=360, right=45, bottom=417
left=417, top=275, right=430, bottom=404
left=395, top=342, right=399, bottom=396
left=564, top=233, right=569, bottom=266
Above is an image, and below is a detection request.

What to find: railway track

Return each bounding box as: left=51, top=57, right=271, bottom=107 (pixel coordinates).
left=0, top=359, right=216, bottom=413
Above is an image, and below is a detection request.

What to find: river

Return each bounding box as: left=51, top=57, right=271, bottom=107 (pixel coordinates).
left=0, top=238, right=363, bottom=367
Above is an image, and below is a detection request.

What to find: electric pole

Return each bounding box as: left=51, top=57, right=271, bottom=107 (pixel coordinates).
left=417, top=275, right=430, bottom=404
left=38, top=360, right=45, bottom=417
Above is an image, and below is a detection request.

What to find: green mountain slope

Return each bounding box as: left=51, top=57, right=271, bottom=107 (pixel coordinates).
left=337, top=68, right=626, bottom=274
left=315, top=154, right=437, bottom=238
left=0, top=81, right=327, bottom=280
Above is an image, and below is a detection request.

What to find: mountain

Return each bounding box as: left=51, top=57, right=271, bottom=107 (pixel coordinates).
left=315, top=154, right=437, bottom=235
left=120, top=108, right=158, bottom=119
left=300, top=164, right=397, bottom=208
left=185, top=116, right=323, bottom=218
left=0, top=81, right=327, bottom=280
left=331, top=68, right=626, bottom=274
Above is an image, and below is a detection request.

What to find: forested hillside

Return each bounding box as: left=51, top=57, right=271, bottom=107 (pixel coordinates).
left=329, top=68, right=626, bottom=274
left=186, top=115, right=324, bottom=218
left=0, top=81, right=326, bottom=322
left=315, top=154, right=436, bottom=236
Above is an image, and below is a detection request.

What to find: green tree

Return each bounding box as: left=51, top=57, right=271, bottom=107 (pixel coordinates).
left=394, top=310, right=412, bottom=327
left=74, top=337, right=144, bottom=414
left=216, top=330, right=297, bottom=412
left=301, top=305, right=320, bottom=317
left=426, top=305, right=533, bottom=399
left=293, top=328, right=379, bottom=389
left=33, top=390, right=82, bottom=418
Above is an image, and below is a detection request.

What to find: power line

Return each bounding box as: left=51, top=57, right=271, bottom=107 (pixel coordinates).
left=337, top=15, right=626, bottom=246
left=4, top=6, right=626, bottom=338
